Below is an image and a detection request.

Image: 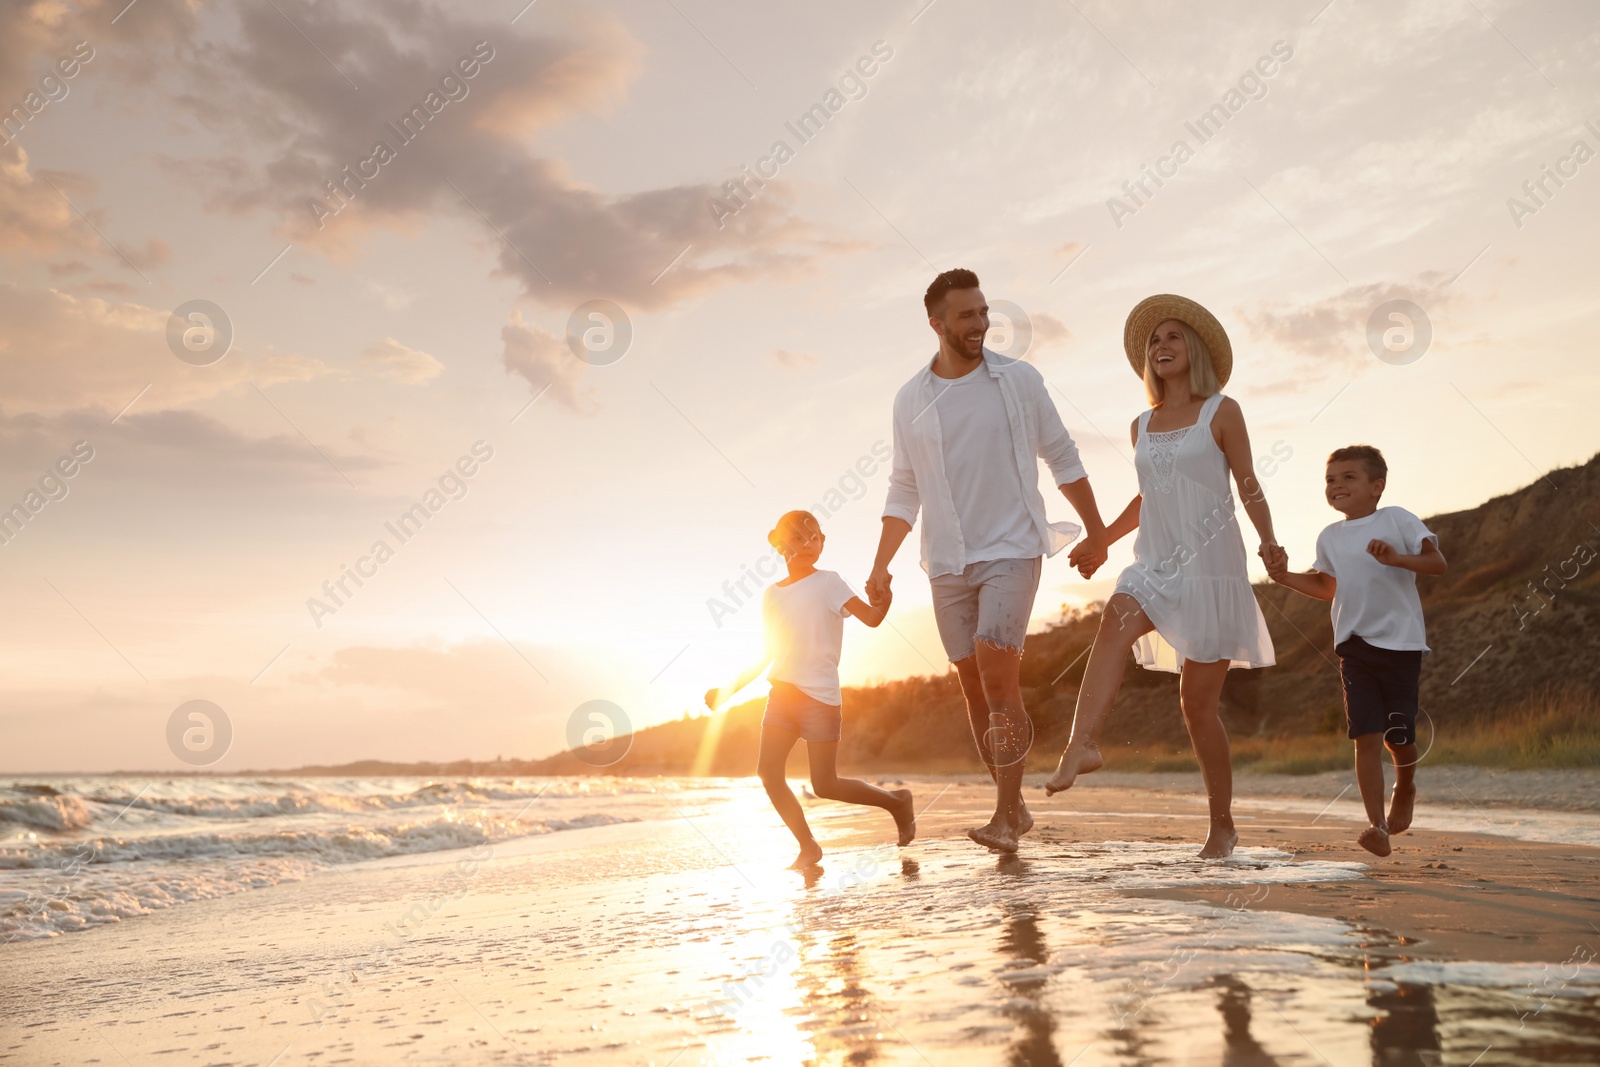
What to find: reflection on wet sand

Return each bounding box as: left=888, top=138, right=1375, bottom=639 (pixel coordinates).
left=1214, top=976, right=1281, bottom=1067
left=996, top=896, right=1065, bottom=1067
left=1368, top=980, right=1441, bottom=1066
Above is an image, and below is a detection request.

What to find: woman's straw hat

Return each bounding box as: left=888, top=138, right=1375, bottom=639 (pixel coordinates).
left=1123, top=294, right=1232, bottom=387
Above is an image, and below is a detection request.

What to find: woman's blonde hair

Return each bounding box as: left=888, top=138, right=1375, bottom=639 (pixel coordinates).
left=1143, top=320, right=1220, bottom=406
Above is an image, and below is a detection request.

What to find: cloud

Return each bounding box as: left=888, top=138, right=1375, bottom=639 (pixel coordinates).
left=0, top=406, right=383, bottom=494
left=361, top=279, right=415, bottom=310
left=771, top=348, right=818, bottom=369
left=500, top=309, right=595, bottom=414
left=355, top=337, right=443, bottom=384
left=0, top=282, right=327, bottom=415
left=152, top=5, right=846, bottom=313
left=0, top=150, right=98, bottom=258
left=1238, top=274, right=1456, bottom=368
left=1033, top=310, right=1071, bottom=350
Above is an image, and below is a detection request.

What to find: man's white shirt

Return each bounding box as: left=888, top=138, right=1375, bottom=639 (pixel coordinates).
left=884, top=349, right=1086, bottom=577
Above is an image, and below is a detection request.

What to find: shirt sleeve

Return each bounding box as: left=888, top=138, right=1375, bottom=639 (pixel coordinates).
left=1313, top=529, right=1335, bottom=576
left=882, top=392, right=922, bottom=527
left=825, top=572, right=856, bottom=617
left=1397, top=509, right=1437, bottom=554
left=1033, top=374, right=1089, bottom=485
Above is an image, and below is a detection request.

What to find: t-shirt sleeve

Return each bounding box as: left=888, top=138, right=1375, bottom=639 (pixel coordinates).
left=1396, top=509, right=1436, bottom=554
left=1313, top=528, right=1335, bottom=576
left=825, top=572, right=857, bottom=617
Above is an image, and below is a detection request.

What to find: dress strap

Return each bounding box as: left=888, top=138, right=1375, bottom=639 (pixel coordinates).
left=1137, top=408, right=1154, bottom=436
left=1198, top=392, right=1226, bottom=427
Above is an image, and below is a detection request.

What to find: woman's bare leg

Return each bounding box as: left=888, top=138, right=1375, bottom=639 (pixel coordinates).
left=1044, top=594, right=1153, bottom=795
left=806, top=741, right=916, bottom=846
left=1178, top=658, right=1237, bottom=858
left=757, top=725, right=821, bottom=867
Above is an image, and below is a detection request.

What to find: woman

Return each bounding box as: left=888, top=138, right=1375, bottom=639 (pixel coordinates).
left=1043, top=295, right=1277, bottom=858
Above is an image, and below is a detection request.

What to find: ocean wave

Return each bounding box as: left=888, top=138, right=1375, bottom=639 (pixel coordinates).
left=0, top=811, right=630, bottom=870
left=0, top=811, right=632, bottom=941
left=0, top=795, right=96, bottom=832
left=0, top=777, right=671, bottom=832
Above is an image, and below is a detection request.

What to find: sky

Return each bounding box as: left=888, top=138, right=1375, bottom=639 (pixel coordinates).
left=1, top=0, right=1597, bottom=773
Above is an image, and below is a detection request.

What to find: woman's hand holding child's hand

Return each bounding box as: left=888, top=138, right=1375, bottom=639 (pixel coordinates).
left=1260, top=543, right=1289, bottom=581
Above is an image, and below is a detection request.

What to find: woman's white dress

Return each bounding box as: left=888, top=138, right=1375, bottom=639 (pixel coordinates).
left=1112, top=392, right=1275, bottom=672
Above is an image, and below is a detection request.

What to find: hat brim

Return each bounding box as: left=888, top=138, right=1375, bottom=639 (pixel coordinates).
left=1124, top=295, right=1233, bottom=388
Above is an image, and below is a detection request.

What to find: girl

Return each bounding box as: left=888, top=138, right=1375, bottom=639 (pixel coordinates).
left=706, top=510, right=916, bottom=869
left=1043, top=295, right=1278, bottom=859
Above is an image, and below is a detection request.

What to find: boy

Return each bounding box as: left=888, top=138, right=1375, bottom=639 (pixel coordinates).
left=1264, top=445, right=1446, bottom=856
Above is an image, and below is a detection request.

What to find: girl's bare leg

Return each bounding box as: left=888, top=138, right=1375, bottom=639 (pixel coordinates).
left=1044, top=594, right=1153, bottom=795
left=806, top=741, right=916, bottom=847
left=757, top=725, right=821, bottom=867
left=1179, top=658, right=1237, bottom=858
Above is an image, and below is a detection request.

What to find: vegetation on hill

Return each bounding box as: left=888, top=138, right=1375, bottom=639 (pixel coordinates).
left=290, top=454, right=1600, bottom=780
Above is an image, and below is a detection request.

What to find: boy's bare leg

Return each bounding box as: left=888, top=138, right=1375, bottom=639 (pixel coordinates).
left=1179, top=659, right=1238, bottom=859
left=1353, top=733, right=1391, bottom=857
left=758, top=725, right=822, bottom=867
left=965, top=640, right=1030, bottom=853
left=1045, top=594, right=1153, bottom=795
left=1386, top=740, right=1419, bottom=834
left=805, top=741, right=916, bottom=846
left=954, top=656, right=1034, bottom=839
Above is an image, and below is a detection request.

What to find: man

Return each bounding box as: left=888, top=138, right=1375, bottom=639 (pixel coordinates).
left=866, top=269, right=1108, bottom=852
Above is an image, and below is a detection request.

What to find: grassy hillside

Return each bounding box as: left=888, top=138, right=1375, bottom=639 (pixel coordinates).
left=303, top=453, right=1600, bottom=780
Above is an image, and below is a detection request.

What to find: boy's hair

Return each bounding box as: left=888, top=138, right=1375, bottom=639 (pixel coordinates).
left=1143, top=320, right=1220, bottom=407
left=923, top=268, right=980, bottom=317
left=1328, top=444, right=1387, bottom=481
left=768, top=510, right=822, bottom=553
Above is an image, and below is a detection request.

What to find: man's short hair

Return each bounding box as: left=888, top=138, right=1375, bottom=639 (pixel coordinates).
left=923, top=268, right=980, bottom=317
left=1328, top=444, right=1387, bottom=481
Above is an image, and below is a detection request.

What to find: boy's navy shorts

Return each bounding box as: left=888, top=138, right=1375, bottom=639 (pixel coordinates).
left=1335, top=635, right=1422, bottom=745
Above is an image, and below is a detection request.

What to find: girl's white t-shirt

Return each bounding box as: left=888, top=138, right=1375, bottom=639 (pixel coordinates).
left=762, top=570, right=857, bottom=706
left=1313, top=506, right=1436, bottom=653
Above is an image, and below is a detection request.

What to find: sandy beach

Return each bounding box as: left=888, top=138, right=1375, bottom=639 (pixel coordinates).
left=3, top=770, right=1598, bottom=1066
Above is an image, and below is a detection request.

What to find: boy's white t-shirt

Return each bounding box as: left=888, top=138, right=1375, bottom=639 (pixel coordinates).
left=1313, top=506, right=1436, bottom=653
left=763, top=569, right=857, bottom=706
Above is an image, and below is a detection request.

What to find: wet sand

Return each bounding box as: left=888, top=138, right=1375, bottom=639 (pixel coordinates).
left=3, top=773, right=1598, bottom=1066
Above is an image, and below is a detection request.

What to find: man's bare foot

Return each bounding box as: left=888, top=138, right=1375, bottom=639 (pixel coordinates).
left=1358, top=824, right=1392, bottom=857
left=1388, top=782, right=1416, bottom=835
left=967, top=823, right=1018, bottom=853
left=1197, top=820, right=1238, bottom=859
left=889, top=788, right=916, bottom=847
left=788, top=840, right=823, bottom=869
left=1043, top=743, right=1103, bottom=796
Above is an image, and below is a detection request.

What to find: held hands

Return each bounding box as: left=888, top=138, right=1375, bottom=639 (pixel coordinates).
left=704, top=687, right=723, bottom=711
left=867, top=582, right=894, bottom=612
left=866, top=566, right=893, bottom=606
left=1366, top=539, right=1400, bottom=567
left=1068, top=535, right=1107, bottom=579
left=1259, top=543, right=1289, bottom=581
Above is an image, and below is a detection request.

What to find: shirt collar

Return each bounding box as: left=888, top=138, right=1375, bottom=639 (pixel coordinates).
left=923, top=347, right=1016, bottom=385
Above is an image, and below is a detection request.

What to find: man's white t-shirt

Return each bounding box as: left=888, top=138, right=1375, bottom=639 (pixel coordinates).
left=763, top=570, right=857, bottom=706
left=937, top=365, right=1037, bottom=567
left=1313, top=506, right=1436, bottom=653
